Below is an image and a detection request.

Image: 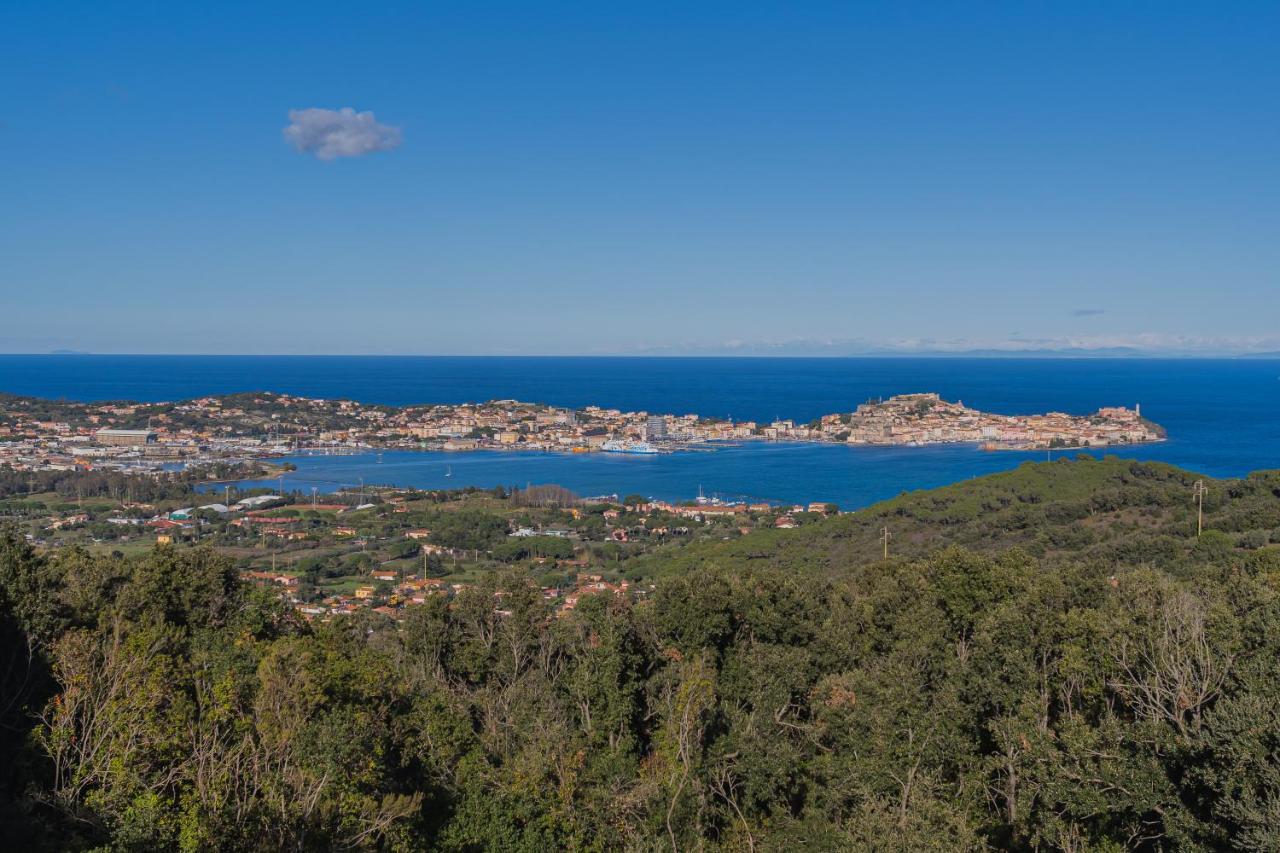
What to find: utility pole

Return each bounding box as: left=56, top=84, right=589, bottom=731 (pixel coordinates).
left=880, top=525, right=891, bottom=560
left=1193, top=479, right=1207, bottom=536
left=311, top=486, right=318, bottom=507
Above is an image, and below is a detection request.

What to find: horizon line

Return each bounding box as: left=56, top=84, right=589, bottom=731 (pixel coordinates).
left=3, top=351, right=1279, bottom=360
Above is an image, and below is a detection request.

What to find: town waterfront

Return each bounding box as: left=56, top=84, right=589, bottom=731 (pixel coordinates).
left=5, top=355, right=1279, bottom=507
left=233, top=441, right=1185, bottom=509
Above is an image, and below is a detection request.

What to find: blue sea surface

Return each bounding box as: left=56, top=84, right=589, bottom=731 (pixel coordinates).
left=4, top=355, right=1279, bottom=507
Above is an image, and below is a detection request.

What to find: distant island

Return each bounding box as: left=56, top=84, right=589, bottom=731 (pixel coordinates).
left=0, top=390, right=1165, bottom=475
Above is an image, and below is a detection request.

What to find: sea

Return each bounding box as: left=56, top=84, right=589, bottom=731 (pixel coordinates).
left=3, top=355, right=1278, bottom=509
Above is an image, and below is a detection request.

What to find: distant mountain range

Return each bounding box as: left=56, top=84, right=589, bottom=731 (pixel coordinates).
left=854, top=346, right=1156, bottom=359
left=859, top=347, right=1277, bottom=359
left=634, top=342, right=1280, bottom=359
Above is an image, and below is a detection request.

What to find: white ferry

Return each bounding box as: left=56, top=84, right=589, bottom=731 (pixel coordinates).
left=601, top=439, right=660, bottom=454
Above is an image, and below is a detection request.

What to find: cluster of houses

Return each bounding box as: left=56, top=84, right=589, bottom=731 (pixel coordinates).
left=0, top=404, right=255, bottom=473
left=2, top=390, right=1163, bottom=477
left=231, top=493, right=837, bottom=622
left=237, top=392, right=1156, bottom=452
left=800, top=393, right=1161, bottom=450
left=251, top=560, right=644, bottom=624
left=310, top=400, right=754, bottom=451
left=103, top=493, right=292, bottom=544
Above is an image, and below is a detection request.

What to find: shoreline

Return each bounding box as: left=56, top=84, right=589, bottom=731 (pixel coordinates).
left=320, top=431, right=1169, bottom=457
left=222, top=440, right=1186, bottom=511
left=1, top=389, right=1169, bottom=479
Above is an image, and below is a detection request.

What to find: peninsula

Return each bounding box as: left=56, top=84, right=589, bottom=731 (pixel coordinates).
left=0, top=390, right=1164, bottom=474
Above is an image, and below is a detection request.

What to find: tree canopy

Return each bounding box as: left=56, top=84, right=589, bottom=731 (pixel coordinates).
left=4, top=458, right=1280, bottom=850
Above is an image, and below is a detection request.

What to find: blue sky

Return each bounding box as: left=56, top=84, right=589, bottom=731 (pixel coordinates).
left=2, top=2, right=1277, bottom=355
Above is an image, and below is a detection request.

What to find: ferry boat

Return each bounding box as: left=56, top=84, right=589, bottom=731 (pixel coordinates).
left=600, top=439, right=660, bottom=454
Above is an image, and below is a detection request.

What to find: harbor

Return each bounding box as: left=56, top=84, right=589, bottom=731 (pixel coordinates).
left=227, top=438, right=1184, bottom=511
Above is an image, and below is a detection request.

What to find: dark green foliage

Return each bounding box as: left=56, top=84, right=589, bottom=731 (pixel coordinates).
left=4, top=458, right=1280, bottom=849
left=491, top=535, right=575, bottom=563
left=635, top=457, right=1280, bottom=580
left=427, top=509, right=508, bottom=551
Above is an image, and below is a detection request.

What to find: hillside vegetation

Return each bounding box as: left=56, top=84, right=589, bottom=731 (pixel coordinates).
left=634, top=456, right=1280, bottom=578
left=3, top=457, right=1280, bottom=850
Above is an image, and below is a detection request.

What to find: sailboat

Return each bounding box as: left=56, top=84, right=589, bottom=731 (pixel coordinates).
left=444, top=465, right=453, bottom=478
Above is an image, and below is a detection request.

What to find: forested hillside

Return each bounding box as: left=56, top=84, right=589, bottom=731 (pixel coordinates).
left=635, top=456, right=1280, bottom=578
left=4, top=458, right=1280, bottom=850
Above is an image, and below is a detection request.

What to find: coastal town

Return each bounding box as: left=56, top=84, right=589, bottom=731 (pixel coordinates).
left=0, top=388, right=1162, bottom=624
left=0, top=390, right=1163, bottom=474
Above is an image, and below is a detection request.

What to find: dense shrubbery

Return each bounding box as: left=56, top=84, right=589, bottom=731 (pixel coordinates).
left=491, top=535, right=576, bottom=563
left=636, top=457, right=1280, bottom=580
left=4, top=458, right=1280, bottom=850
left=426, top=509, right=510, bottom=552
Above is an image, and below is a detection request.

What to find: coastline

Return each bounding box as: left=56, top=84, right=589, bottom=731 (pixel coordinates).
left=224, top=440, right=1180, bottom=510
left=0, top=388, right=1168, bottom=472
left=12, top=357, right=1279, bottom=500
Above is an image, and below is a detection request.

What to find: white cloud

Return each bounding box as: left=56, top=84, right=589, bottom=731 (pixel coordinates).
left=283, top=107, right=402, bottom=160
